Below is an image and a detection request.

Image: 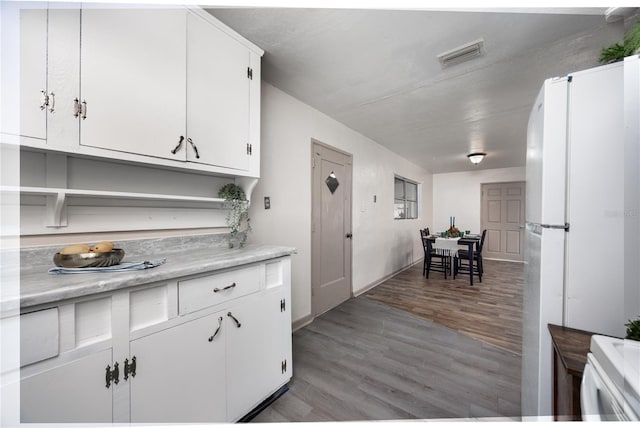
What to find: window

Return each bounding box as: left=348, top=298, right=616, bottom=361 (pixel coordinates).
left=394, top=176, right=418, bottom=219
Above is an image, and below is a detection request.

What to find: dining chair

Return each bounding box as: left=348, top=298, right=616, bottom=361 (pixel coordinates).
left=454, top=229, right=487, bottom=283
left=421, top=233, right=449, bottom=279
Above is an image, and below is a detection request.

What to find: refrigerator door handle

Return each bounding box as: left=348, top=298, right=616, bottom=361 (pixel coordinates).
left=525, top=222, right=570, bottom=233
left=540, top=223, right=570, bottom=231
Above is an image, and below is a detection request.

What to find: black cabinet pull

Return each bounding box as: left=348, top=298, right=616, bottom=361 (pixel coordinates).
left=171, top=136, right=184, bottom=154
left=213, top=282, right=236, bottom=293
left=227, top=312, right=242, bottom=328
left=187, top=137, right=200, bottom=159
left=208, top=317, right=223, bottom=342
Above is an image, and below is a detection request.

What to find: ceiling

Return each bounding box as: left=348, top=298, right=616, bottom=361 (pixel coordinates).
left=206, top=7, right=624, bottom=174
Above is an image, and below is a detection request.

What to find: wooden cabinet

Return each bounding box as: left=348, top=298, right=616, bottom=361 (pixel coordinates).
left=8, top=5, right=262, bottom=178
left=18, top=256, right=292, bottom=423
left=130, top=310, right=227, bottom=422
left=548, top=324, right=595, bottom=421
left=20, top=349, right=114, bottom=423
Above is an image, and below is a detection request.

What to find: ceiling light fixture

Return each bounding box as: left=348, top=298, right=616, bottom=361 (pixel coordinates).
left=437, top=38, right=485, bottom=68
left=467, top=152, right=486, bottom=165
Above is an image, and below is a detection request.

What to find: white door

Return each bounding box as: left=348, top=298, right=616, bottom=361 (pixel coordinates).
left=20, top=348, right=113, bottom=423
left=80, top=8, right=186, bottom=161
left=311, top=141, right=353, bottom=316
left=186, top=12, right=250, bottom=170
left=129, top=311, right=227, bottom=422
left=226, top=289, right=289, bottom=421
left=481, top=181, right=526, bottom=261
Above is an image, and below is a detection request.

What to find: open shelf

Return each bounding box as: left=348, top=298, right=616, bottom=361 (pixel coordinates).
left=1, top=186, right=226, bottom=227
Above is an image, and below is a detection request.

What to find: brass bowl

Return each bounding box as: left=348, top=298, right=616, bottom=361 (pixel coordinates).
left=53, top=249, right=125, bottom=268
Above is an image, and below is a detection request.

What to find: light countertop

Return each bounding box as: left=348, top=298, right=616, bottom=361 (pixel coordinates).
left=4, top=242, right=296, bottom=315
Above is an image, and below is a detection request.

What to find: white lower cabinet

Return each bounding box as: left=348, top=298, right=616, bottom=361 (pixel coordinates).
left=130, top=310, right=227, bottom=423
left=20, top=348, right=114, bottom=423
left=227, top=287, right=292, bottom=420
left=18, top=256, right=292, bottom=423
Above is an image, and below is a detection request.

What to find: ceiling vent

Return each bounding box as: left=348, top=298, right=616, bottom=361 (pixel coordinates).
left=437, top=38, right=485, bottom=68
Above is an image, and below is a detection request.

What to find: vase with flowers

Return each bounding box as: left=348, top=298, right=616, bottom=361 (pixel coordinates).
left=446, top=225, right=461, bottom=238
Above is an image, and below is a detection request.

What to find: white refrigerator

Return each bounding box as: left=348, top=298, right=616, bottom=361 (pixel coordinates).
left=522, top=57, right=636, bottom=418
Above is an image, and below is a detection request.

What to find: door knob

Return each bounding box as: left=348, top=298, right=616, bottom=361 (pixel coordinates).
left=345, top=233, right=352, bottom=239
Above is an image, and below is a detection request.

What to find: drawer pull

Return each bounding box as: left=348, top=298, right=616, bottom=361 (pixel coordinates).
left=213, top=282, right=236, bottom=293
left=208, top=317, right=223, bottom=342
left=227, top=312, right=242, bottom=328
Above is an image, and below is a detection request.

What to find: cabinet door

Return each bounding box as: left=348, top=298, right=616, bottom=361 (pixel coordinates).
left=186, top=12, right=250, bottom=171
left=129, top=311, right=227, bottom=422
left=46, top=6, right=80, bottom=149
left=80, top=8, right=186, bottom=161
left=226, top=288, right=291, bottom=421
left=7, top=6, right=80, bottom=144
left=14, top=6, right=47, bottom=139
left=20, top=348, right=113, bottom=423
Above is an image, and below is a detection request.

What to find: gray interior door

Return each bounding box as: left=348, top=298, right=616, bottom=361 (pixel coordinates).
left=481, top=181, right=526, bottom=262
left=311, top=140, right=352, bottom=317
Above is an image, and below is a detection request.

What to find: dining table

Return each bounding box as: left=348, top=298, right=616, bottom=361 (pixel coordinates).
left=424, top=235, right=481, bottom=285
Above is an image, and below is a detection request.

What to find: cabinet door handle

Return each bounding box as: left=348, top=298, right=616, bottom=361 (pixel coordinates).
left=73, top=98, right=80, bottom=118
left=227, top=312, right=242, bottom=328
left=187, top=137, right=200, bottom=159
left=213, top=282, right=236, bottom=293
left=171, top=136, right=184, bottom=155
left=48, top=91, right=55, bottom=113
left=208, top=316, right=223, bottom=342
left=81, top=100, right=87, bottom=119
left=40, top=90, right=49, bottom=110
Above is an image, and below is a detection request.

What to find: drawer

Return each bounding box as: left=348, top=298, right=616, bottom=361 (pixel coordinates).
left=21, top=308, right=59, bottom=367
left=178, top=265, right=261, bottom=315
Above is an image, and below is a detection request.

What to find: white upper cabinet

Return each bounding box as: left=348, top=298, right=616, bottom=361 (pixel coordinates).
left=8, top=5, right=263, bottom=179
left=47, top=8, right=81, bottom=149
left=7, top=6, right=80, bottom=146
left=186, top=12, right=251, bottom=171
left=17, top=8, right=47, bottom=140
left=80, top=8, right=187, bottom=161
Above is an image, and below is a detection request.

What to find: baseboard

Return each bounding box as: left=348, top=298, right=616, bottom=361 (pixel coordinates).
left=237, top=383, right=289, bottom=422
left=292, top=314, right=314, bottom=332
left=483, top=257, right=524, bottom=263
left=353, top=259, right=423, bottom=297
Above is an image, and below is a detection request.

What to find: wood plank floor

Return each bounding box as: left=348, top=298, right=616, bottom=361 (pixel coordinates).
left=364, top=259, right=524, bottom=355
left=253, top=298, right=521, bottom=422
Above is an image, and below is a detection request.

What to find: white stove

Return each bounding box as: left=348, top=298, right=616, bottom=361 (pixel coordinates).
left=581, top=335, right=640, bottom=421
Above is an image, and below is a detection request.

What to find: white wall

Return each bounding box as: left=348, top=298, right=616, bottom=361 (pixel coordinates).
left=248, top=82, right=432, bottom=324
left=432, top=166, right=525, bottom=234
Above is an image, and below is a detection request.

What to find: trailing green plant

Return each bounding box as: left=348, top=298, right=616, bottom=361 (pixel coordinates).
left=218, top=183, right=251, bottom=248
left=625, top=317, right=640, bottom=341
left=600, top=22, right=640, bottom=64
